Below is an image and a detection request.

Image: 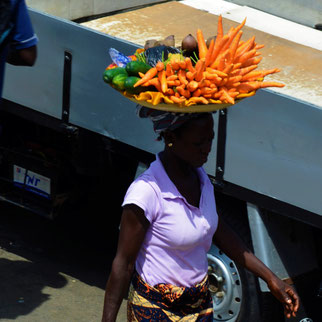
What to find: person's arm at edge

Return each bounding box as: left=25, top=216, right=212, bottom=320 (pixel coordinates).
left=212, top=216, right=299, bottom=319
left=6, top=45, right=37, bottom=66
left=102, top=204, right=149, bottom=322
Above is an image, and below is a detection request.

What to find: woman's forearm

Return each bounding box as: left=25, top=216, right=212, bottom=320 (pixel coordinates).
left=213, top=219, right=276, bottom=284
left=102, top=258, right=134, bottom=322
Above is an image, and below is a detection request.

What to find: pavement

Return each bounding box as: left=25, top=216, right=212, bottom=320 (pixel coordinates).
left=0, top=202, right=127, bottom=322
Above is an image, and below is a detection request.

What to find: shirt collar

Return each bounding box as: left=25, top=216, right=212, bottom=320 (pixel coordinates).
left=150, top=153, right=207, bottom=202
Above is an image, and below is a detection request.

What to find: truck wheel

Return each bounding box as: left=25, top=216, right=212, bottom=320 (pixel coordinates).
left=207, top=245, right=242, bottom=321
left=207, top=244, right=264, bottom=322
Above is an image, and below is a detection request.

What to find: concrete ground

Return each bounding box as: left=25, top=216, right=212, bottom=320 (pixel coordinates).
left=0, top=202, right=127, bottom=322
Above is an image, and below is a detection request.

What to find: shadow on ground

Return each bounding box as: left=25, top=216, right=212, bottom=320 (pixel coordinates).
left=0, top=257, right=67, bottom=319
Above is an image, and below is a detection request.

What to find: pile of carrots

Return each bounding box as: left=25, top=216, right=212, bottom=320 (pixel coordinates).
left=133, top=16, right=285, bottom=106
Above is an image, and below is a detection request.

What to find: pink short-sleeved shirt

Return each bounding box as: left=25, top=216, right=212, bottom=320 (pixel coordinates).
left=122, top=154, right=218, bottom=287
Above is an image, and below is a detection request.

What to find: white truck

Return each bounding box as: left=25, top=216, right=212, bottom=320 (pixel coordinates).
left=1, top=1, right=321, bottom=321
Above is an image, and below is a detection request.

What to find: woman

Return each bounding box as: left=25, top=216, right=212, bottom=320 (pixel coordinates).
left=102, top=109, right=299, bottom=321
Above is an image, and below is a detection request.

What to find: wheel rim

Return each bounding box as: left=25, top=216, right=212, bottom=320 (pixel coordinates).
left=207, top=245, right=242, bottom=321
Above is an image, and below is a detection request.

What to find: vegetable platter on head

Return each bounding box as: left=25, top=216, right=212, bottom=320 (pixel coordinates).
left=103, top=16, right=285, bottom=113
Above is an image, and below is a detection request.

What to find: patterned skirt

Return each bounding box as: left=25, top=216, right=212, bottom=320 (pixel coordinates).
left=127, top=271, right=213, bottom=321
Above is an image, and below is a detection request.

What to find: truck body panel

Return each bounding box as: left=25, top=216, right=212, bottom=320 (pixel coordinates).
left=4, top=1, right=321, bottom=218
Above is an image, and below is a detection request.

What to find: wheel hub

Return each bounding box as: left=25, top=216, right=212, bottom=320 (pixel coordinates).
left=207, top=246, right=243, bottom=321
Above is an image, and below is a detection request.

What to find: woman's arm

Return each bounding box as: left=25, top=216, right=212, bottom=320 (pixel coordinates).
left=101, top=204, right=149, bottom=322
left=213, top=216, right=299, bottom=319
left=7, top=45, right=37, bottom=66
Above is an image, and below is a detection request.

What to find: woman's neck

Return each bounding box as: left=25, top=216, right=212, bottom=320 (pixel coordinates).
left=159, top=150, right=195, bottom=180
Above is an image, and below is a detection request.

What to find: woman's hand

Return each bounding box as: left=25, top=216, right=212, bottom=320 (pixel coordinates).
left=267, top=276, right=299, bottom=319
left=213, top=218, right=300, bottom=319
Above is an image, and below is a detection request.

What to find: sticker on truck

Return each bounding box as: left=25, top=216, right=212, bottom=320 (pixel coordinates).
left=13, top=165, right=51, bottom=199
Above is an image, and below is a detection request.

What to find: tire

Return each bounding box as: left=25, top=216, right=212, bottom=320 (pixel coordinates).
left=207, top=192, right=281, bottom=322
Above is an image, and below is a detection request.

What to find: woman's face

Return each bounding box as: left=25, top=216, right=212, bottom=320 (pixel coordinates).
left=169, top=114, right=215, bottom=168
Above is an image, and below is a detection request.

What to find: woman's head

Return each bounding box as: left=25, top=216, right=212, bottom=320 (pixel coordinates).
left=163, top=113, right=214, bottom=168
left=137, top=106, right=215, bottom=167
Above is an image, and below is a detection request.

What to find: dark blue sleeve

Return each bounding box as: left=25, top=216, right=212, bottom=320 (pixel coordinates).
left=10, top=0, right=38, bottom=50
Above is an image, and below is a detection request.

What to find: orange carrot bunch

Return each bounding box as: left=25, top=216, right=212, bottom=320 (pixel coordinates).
left=134, top=17, right=285, bottom=106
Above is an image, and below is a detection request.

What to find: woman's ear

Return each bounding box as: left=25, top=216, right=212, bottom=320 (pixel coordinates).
left=163, top=130, right=176, bottom=146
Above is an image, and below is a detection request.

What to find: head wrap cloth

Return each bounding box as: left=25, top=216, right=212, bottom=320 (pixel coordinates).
left=137, top=105, right=213, bottom=140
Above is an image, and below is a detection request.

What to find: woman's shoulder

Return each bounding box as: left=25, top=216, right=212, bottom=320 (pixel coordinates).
left=131, top=170, right=161, bottom=196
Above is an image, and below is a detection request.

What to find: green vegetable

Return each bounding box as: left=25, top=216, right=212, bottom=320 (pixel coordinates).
left=112, top=73, right=128, bottom=91
left=125, top=61, right=151, bottom=76
left=103, top=67, right=128, bottom=84
left=124, top=76, right=145, bottom=94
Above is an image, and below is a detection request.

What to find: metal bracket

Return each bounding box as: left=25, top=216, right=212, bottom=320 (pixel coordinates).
left=62, top=51, right=72, bottom=123
left=215, top=109, right=228, bottom=182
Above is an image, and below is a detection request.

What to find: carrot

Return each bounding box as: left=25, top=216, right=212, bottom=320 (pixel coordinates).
left=155, top=61, right=164, bottom=72
left=228, top=91, right=239, bottom=98
left=235, top=36, right=255, bottom=58
left=209, top=35, right=229, bottom=67
left=222, top=18, right=246, bottom=52
left=217, top=54, right=227, bottom=71
left=227, top=30, right=243, bottom=63
left=232, top=63, right=242, bottom=70
left=195, top=58, right=206, bottom=82
left=235, top=49, right=257, bottom=64
left=170, top=96, right=186, bottom=104
left=142, top=77, right=162, bottom=92
left=241, top=68, right=279, bottom=81
left=226, top=75, right=242, bottom=86
left=198, top=79, right=212, bottom=88
left=231, top=64, right=258, bottom=76
left=134, top=67, right=158, bottom=87
left=237, top=80, right=285, bottom=93
left=165, top=88, right=175, bottom=96
left=186, top=71, right=197, bottom=81
left=206, top=68, right=227, bottom=77
left=185, top=57, right=195, bottom=73
left=241, top=56, right=262, bottom=67
left=205, top=72, right=222, bottom=83
left=237, top=82, right=257, bottom=93
left=179, top=61, right=187, bottom=70
left=176, top=85, right=191, bottom=98
left=210, top=82, right=217, bottom=88
left=166, top=75, right=178, bottom=81
left=219, top=78, right=228, bottom=86
left=178, top=69, right=188, bottom=86
left=219, top=87, right=235, bottom=104
left=196, top=29, right=208, bottom=59
left=255, top=44, right=265, bottom=50
left=166, top=63, right=174, bottom=77
left=223, top=63, right=234, bottom=74
left=230, top=82, right=241, bottom=88
left=167, top=80, right=181, bottom=87
left=205, top=38, right=215, bottom=67
left=138, top=72, right=145, bottom=78
left=192, top=88, right=202, bottom=97
left=210, top=76, right=223, bottom=86
left=158, top=70, right=168, bottom=93
left=256, top=81, right=285, bottom=88
left=200, top=87, right=217, bottom=95
left=187, top=81, right=199, bottom=92
left=216, top=15, right=223, bottom=43
left=171, top=61, right=180, bottom=70
left=213, top=92, right=222, bottom=99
